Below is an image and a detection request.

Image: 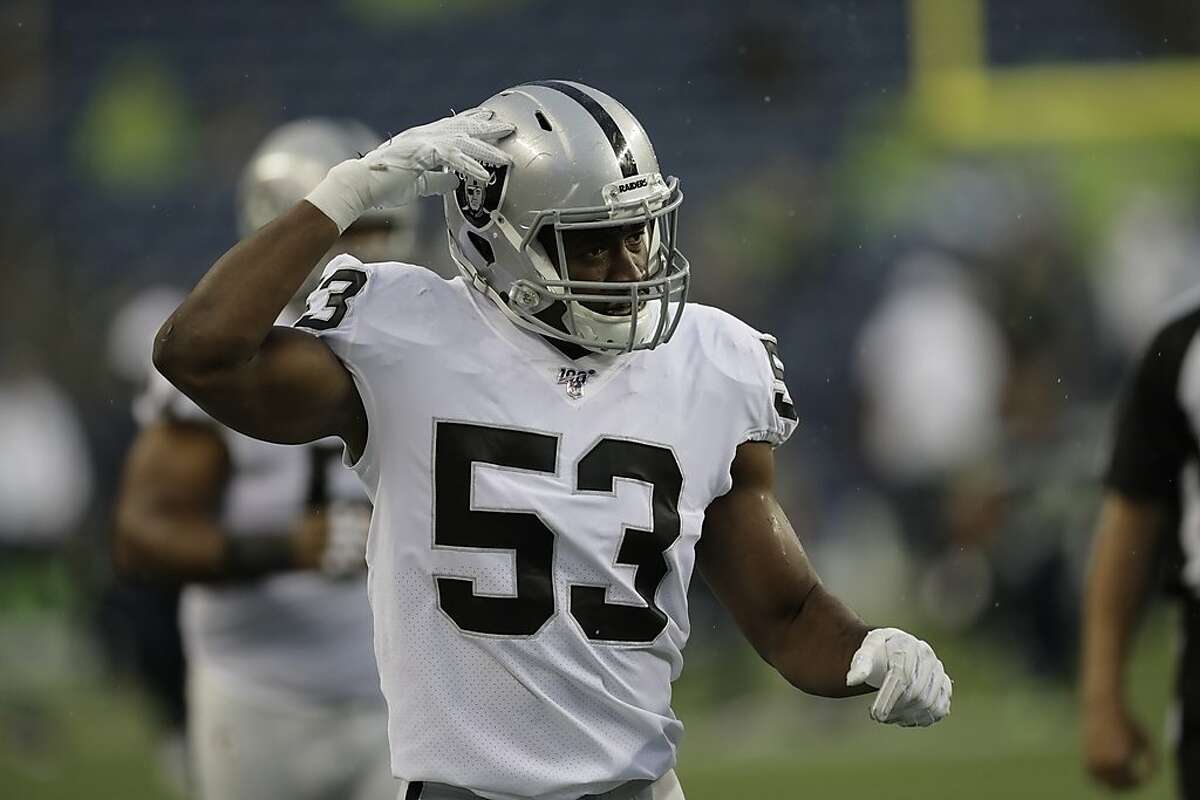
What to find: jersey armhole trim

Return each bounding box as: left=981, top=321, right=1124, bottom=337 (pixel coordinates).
left=740, top=427, right=784, bottom=447
left=336, top=348, right=375, bottom=472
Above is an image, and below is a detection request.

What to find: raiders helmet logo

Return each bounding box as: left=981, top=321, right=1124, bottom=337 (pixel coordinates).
left=455, top=164, right=509, bottom=228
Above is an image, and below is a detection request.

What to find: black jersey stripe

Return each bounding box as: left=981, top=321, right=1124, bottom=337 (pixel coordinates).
left=528, top=81, right=638, bottom=178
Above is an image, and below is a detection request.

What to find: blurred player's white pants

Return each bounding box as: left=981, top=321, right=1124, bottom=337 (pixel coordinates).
left=396, top=769, right=684, bottom=800
left=189, top=663, right=394, bottom=800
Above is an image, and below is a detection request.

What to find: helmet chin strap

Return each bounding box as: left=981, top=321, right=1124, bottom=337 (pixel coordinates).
left=447, top=229, right=577, bottom=348
left=497, top=218, right=581, bottom=338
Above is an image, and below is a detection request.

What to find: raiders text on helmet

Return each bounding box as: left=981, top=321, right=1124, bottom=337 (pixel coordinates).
left=443, top=81, right=689, bottom=353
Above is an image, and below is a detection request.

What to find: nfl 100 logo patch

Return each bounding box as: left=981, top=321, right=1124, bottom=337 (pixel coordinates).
left=556, top=367, right=596, bottom=399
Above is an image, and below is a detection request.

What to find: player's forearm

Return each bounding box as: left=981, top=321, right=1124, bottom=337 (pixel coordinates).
left=154, top=201, right=337, bottom=380
left=769, top=583, right=872, bottom=697
left=116, top=512, right=302, bottom=584
left=1081, top=498, right=1160, bottom=704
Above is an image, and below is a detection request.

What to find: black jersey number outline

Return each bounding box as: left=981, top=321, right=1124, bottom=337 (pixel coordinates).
left=570, top=438, right=682, bottom=642
left=433, top=422, right=558, bottom=636
left=295, top=268, right=367, bottom=331
left=759, top=335, right=798, bottom=422
left=432, top=421, right=683, bottom=643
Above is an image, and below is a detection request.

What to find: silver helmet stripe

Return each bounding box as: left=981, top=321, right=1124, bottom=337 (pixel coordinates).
left=527, top=81, right=639, bottom=179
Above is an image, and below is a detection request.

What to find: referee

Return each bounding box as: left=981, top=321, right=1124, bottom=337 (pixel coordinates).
left=1083, top=298, right=1200, bottom=796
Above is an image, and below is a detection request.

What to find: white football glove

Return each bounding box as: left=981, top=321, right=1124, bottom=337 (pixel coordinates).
left=305, top=108, right=514, bottom=233
left=318, top=501, right=372, bottom=579
left=845, top=627, right=952, bottom=727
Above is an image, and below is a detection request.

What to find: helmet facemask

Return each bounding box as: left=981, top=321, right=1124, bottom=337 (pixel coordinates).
left=513, top=174, right=689, bottom=353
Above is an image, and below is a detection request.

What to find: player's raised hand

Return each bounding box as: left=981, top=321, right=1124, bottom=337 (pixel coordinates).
left=305, top=108, right=514, bottom=232
left=845, top=627, right=952, bottom=727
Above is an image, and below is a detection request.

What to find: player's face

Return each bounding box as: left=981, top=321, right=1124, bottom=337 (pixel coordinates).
left=555, top=223, right=651, bottom=316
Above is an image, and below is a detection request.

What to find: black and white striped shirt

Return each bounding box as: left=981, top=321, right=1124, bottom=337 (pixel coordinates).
left=1107, top=299, right=1200, bottom=596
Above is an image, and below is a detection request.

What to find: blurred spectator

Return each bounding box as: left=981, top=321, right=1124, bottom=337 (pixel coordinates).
left=0, top=359, right=93, bottom=546
left=854, top=250, right=1008, bottom=485
left=1098, top=189, right=1200, bottom=354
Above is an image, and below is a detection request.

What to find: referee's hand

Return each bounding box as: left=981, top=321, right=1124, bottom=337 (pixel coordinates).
left=1084, top=700, right=1155, bottom=790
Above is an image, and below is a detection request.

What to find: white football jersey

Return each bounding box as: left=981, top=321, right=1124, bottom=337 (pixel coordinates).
left=136, top=316, right=380, bottom=703
left=297, top=255, right=796, bottom=800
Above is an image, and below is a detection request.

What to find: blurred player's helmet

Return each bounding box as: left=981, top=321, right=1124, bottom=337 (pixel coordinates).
left=444, top=81, right=688, bottom=353
left=238, top=117, right=418, bottom=254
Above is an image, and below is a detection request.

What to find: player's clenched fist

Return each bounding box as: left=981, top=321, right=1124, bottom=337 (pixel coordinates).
left=845, top=627, right=952, bottom=727
left=305, top=108, right=514, bottom=232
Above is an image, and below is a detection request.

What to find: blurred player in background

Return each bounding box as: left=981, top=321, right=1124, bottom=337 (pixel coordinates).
left=154, top=81, right=952, bottom=800
left=1083, top=290, right=1200, bottom=797
left=115, top=118, right=416, bottom=800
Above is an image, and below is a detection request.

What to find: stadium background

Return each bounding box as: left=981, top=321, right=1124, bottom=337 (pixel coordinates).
left=2, top=0, right=1198, bottom=796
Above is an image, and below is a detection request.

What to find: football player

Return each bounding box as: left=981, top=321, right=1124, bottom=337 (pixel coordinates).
left=153, top=82, right=952, bottom=800
left=1082, top=291, right=1200, bottom=796
left=115, top=118, right=415, bottom=800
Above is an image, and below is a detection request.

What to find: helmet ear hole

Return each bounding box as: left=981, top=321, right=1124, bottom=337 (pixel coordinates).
left=535, top=111, right=553, bottom=131
left=467, top=231, right=495, bottom=265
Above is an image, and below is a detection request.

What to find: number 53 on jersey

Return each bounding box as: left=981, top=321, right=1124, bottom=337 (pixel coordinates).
left=432, top=420, right=683, bottom=645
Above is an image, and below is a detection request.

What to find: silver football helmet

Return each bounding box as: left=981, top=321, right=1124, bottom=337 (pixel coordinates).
left=238, top=117, right=419, bottom=256
left=444, top=81, right=689, bottom=353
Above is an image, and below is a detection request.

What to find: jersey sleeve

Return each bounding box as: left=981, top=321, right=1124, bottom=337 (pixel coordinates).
left=743, top=331, right=799, bottom=447
left=1105, top=317, right=1197, bottom=501
left=693, top=306, right=800, bottom=449
left=293, top=254, right=372, bottom=351
left=291, top=254, right=377, bottom=473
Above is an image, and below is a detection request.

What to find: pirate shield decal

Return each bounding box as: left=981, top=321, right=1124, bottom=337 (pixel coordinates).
left=455, top=164, right=509, bottom=229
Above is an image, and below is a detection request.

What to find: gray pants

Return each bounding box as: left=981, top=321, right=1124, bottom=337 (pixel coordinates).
left=398, top=769, right=684, bottom=800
